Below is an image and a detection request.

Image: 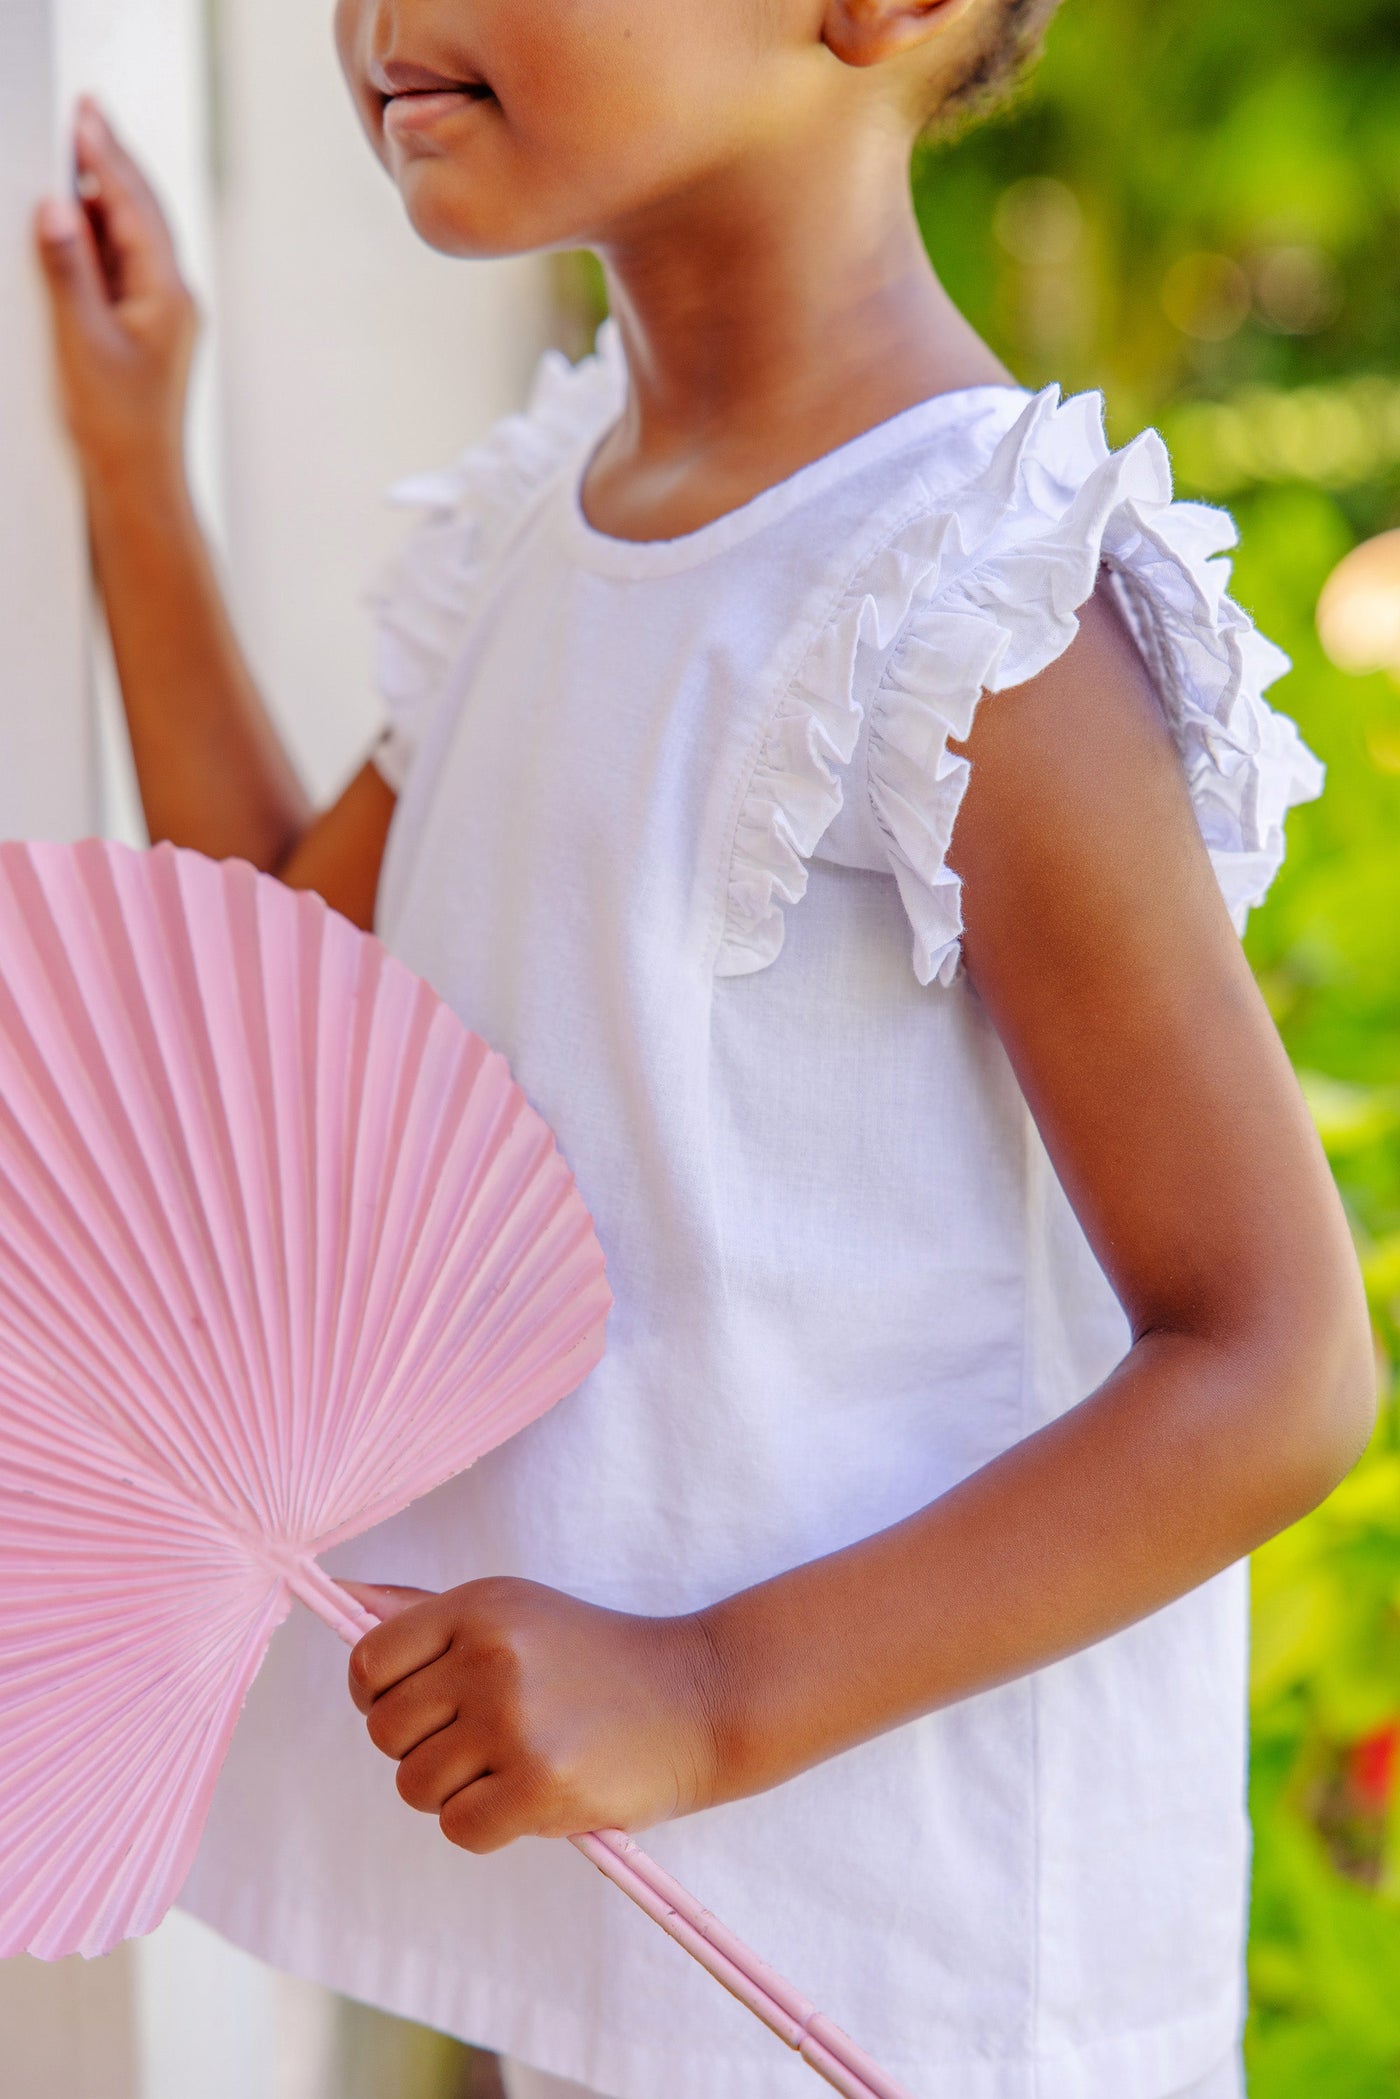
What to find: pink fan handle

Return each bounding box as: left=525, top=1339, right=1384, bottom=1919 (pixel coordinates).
left=295, top=1566, right=916, bottom=2099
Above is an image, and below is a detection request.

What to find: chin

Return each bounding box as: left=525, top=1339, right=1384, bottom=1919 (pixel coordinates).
left=393, top=161, right=556, bottom=261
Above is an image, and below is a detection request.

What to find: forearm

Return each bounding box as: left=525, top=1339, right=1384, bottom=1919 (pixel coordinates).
left=340, top=1307, right=1369, bottom=1853
left=85, top=462, right=310, bottom=868
left=697, top=1322, right=1369, bottom=1803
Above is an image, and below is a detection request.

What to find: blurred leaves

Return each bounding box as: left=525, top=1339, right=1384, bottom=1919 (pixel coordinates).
left=916, top=2, right=1400, bottom=2089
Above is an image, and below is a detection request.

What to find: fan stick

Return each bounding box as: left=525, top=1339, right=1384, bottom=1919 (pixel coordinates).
left=570, top=1832, right=913, bottom=2099
left=314, top=1571, right=914, bottom=2099
left=576, top=1829, right=915, bottom=2099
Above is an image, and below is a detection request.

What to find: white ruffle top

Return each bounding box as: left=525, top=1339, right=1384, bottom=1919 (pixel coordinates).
left=182, top=325, right=1323, bottom=2099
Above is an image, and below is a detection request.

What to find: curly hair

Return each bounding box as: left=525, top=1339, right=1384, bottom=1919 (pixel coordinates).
left=929, top=0, right=1064, bottom=138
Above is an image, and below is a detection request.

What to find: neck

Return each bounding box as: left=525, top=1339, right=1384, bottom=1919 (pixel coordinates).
left=584, top=126, right=1012, bottom=537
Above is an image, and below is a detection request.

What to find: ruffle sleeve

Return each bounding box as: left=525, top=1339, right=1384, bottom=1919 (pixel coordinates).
left=366, top=326, right=626, bottom=792
left=717, top=386, right=1323, bottom=985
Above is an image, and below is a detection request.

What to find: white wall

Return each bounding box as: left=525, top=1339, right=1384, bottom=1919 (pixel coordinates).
left=54, top=0, right=224, bottom=850
left=0, top=3, right=127, bottom=2088
left=0, top=1946, right=141, bottom=2099
left=138, top=1910, right=341, bottom=2099
left=0, top=0, right=93, bottom=839
left=53, top=0, right=223, bottom=504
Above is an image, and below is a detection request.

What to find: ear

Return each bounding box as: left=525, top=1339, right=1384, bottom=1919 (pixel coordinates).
left=823, top=0, right=980, bottom=68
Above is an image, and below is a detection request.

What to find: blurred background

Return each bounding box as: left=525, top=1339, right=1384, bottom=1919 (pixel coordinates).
left=1, top=0, right=1398, bottom=2095
left=911, top=8, right=1400, bottom=2093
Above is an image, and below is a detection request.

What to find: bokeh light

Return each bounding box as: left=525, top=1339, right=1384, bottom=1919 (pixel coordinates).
left=993, top=176, right=1084, bottom=265
left=1317, top=530, right=1400, bottom=676
left=1161, top=251, right=1253, bottom=341
left=1249, top=244, right=1343, bottom=335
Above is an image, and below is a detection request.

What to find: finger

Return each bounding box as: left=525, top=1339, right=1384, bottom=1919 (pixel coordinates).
left=340, top=1580, right=435, bottom=1624
left=439, top=1767, right=552, bottom=1855
left=396, top=1727, right=492, bottom=1817
left=34, top=198, right=122, bottom=351
left=363, top=1658, right=460, bottom=1761
left=347, top=1590, right=451, bottom=1713
left=73, top=98, right=182, bottom=304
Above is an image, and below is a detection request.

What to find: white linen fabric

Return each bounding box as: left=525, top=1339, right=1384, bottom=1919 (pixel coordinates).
left=498, top=2051, right=1247, bottom=2099
left=182, top=325, right=1318, bottom=2099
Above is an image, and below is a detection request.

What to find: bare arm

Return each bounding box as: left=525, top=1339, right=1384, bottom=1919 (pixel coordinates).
left=36, top=101, right=391, bottom=927
left=695, top=581, right=1375, bottom=1800
left=80, top=464, right=310, bottom=869
left=348, top=581, right=1374, bottom=1852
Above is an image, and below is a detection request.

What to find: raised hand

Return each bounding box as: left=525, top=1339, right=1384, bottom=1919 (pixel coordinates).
left=28, top=97, right=338, bottom=886
left=344, top=1579, right=727, bottom=1853
left=34, top=98, right=198, bottom=488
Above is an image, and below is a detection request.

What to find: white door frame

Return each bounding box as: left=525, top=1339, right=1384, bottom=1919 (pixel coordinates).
left=2, top=4, right=553, bottom=2092
left=0, top=0, right=93, bottom=842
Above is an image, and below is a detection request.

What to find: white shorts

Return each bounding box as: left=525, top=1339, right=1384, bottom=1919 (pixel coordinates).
left=499, top=2053, right=1246, bottom=2099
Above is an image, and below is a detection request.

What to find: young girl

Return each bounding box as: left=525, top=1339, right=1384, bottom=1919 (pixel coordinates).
left=35, top=4, right=1375, bottom=2097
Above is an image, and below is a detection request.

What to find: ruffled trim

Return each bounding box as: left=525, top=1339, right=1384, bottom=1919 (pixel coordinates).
left=870, top=387, right=1322, bottom=984
left=720, top=596, right=877, bottom=975
left=367, top=325, right=626, bottom=790
left=719, top=385, right=1323, bottom=984
left=717, top=504, right=978, bottom=977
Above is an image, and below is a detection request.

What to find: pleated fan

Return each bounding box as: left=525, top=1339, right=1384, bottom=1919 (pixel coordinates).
left=0, top=838, right=610, bottom=1959
left=0, top=840, right=912, bottom=2099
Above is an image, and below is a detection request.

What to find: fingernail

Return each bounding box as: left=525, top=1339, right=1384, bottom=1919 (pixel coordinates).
left=76, top=170, right=102, bottom=202
left=37, top=197, right=82, bottom=245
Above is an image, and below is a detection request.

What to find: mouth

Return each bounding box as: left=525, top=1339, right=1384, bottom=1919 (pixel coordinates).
left=372, top=58, right=496, bottom=137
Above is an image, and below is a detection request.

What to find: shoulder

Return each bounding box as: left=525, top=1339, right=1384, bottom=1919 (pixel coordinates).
left=854, top=387, right=1322, bottom=980
left=367, top=327, right=627, bottom=790
left=720, top=385, right=1322, bottom=985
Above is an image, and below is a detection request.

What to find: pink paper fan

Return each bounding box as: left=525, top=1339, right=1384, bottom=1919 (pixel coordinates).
left=0, top=838, right=609, bottom=1957
left=0, top=841, right=912, bottom=2099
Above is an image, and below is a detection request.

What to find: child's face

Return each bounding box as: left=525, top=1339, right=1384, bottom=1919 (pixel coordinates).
left=335, top=0, right=854, bottom=258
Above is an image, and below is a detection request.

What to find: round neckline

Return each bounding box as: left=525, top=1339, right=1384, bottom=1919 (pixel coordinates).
left=552, top=376, right=1031, bottom=580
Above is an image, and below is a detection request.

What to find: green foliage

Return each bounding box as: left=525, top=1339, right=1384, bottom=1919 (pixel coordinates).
left=914, top=3, right=1400, bottom=2085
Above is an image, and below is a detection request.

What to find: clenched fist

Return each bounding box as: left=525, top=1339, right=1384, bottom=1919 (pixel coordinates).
left=344, top=1577, right=730, bottom=1853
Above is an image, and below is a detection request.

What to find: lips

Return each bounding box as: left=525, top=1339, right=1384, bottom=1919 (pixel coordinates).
left=385, top=82, right=494, bottom=105
left=370, top=56, right=493, bottom=104
left=380, top=85, right=493, bottom=144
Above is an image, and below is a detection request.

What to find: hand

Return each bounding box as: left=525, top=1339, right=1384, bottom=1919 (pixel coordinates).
left=344, top=1578, right=727, bottom=1853
left=34, top=99, right=198, bottom=488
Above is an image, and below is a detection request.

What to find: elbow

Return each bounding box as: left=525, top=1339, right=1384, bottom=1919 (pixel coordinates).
left=1244, top=1272, right=1377, bottom=1525
left=1290, top=1330, right=1377, bottom=1512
